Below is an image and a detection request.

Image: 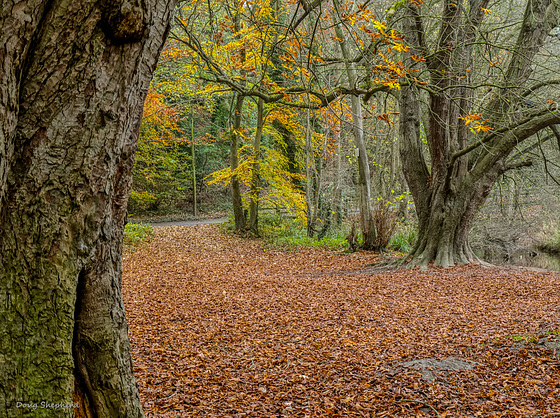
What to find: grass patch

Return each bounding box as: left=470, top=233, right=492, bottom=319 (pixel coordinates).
left=271, top=233, right=348, bottom=251
left=387, top=221, right=417, bottom=253
left=505, top=334, right=539, bottom=343
left=260, top=213, right=349, bottom=251
left=124, top=222, right=153, bottom=251
left=223, top=212, right=420, bottom=253
left=222, top=212, right=350, bottom=251
left=489, top=330, right=559, bottom=345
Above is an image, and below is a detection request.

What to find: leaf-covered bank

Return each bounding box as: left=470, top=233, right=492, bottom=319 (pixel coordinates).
left=123, top=225, right=560, bottom=417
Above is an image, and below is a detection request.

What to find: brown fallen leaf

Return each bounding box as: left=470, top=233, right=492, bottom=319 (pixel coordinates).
left=123, top=225, right=560, bottom=417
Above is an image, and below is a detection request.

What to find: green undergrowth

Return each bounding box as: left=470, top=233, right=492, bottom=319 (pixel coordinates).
left=260, top=214, right=348, bottom=250
left=387, top=221, right=417, bottom=253
left=487, top=330, right=559, bottom=345
left=505, top=334, right=540, bottom=343
left=124, top=222, right=154, bottom=251
left=222, top=213, right=418, bottom=253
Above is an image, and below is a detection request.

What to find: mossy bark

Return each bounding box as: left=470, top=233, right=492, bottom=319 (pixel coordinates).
left=0, top=0, right=175, bottom=416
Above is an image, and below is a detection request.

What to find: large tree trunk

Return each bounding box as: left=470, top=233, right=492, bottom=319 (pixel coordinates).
left=398, top=0, right=559, bottom=268
left=0, top=1, right=175, bottom=416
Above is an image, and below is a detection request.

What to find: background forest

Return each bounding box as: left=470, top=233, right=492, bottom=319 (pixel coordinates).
left=129, top=0, right=560, bottom=268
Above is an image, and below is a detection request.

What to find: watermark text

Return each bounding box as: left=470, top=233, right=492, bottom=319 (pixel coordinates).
left=16, top=401, right=79, bottom=410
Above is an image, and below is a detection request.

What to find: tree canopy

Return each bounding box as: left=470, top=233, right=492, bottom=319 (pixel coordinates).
left=134, top=0, right=560, bottom=264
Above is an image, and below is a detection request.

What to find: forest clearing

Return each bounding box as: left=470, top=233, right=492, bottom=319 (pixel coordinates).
left=123, top=225, right=560, bottom=417
left=3, top=0, right=560, bottom=414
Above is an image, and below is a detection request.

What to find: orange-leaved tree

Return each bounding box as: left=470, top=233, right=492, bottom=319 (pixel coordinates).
left=168, top=0, right=414, bottom=240
left=131, top=86, right=190, bottom=213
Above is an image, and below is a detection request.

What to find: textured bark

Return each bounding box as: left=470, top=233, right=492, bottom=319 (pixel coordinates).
left=399, top=0, right=559, bottom=268
left=0, top=0, right=175, bottom=416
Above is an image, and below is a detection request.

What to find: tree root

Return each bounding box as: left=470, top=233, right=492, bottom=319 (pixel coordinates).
left=364, top=255, right=411, bottom=271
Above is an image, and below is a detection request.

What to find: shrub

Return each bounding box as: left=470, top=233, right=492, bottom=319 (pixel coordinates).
left=128, top=190, right=159, bottom=214
left=124, top=222, right=154, bottom=251
left=372, top=201, right=398, bottom=251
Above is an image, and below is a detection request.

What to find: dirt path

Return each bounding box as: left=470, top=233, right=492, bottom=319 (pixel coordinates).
left=149, top=217, right=227, bottom=227
left=122, top=225, right=560, bottom=417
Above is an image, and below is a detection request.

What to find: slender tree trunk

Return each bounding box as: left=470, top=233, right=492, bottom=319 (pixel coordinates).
left=191, top=107, right=198, bottom=217
left=351, top=97, right=377, bottom=250
left=249, top=98, right=264, bottom=235
left=334, top=127, right=344, bottom=226
left=305, top=106, right=316, bottom=237
left=230, top=6, right=248, bottom=231
left=312, top=147, right=324, bottom=235
left=332, top=0, right=377, bottom=249
left=230, top=94, right=247, bottom=230
left=0, top=0, right=175, bottom=416
left=305, top=110, right=327, bottom=238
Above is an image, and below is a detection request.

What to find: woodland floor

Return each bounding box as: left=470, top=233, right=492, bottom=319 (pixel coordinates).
left=122, top=225, right=560, bottom=417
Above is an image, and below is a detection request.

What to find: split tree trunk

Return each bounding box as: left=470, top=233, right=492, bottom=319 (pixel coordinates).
left=0, top=1, right=175, bottom=416
left=398, top=0, right=559, bottom=268
left=230, top=6, right=248, bottom=231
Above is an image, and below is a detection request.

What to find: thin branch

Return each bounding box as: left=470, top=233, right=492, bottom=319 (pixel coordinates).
left=537, top=130, right=560, bottom=187
left=550, top=124, right=560, bottom=151
left=450, top=107, right=559, bottom=165
left=521, top=79, right=560, bottom=97
left=508, top=132, right=554, bottom=161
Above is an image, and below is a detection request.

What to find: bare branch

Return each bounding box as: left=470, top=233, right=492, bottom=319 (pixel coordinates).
left=550, top=124, right=560, bottom=151
left=500, top=159, right=533, bottom=173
